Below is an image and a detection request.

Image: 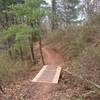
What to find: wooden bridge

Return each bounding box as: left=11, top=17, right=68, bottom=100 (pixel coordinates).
left=32, top=65, right=62, bottom=84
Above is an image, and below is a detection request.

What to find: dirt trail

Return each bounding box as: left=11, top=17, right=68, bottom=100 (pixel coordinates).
left=36, top=47, right=64, bottom=100
left=42, top=47, right=64, bottom=66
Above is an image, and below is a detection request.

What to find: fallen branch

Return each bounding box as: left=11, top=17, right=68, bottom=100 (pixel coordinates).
left=63, top=69, right=100, bottom=89
left=82, top=91, right=95, bottom=98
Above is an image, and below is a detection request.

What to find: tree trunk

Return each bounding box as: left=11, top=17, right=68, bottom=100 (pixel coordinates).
left=7, top=39, right=12, bottom=59
left=39, top=37, right=45, bottom=65
left=19, top=40, right=24, bottom=60
left=5, top=12, right=9, bottom=26
left=52, top=0, right=57, bottom=31
left=29, top=36, right=36, bottom=64
left=30, top=43, right=36, bottom=64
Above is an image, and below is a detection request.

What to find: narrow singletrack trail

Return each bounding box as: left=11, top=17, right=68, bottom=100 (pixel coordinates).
left=34, top=47, right=64, bottom=100
left=42, top=47, right=64, bottom=66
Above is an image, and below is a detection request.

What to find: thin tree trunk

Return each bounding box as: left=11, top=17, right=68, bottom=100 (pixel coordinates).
left=28, top=37, right=36, bottom=64
left=20, top=46, right=24, bottom=60
left=8, top=50, right=12, bottom=58
left=39, top=37, right=45, bottom=65
left=7, top=39, right=12, bottom=59
left=19, top=40, right=24, bottom=60
left=5, top=12, right=9, bottom=26
left=31, top=43, right=36, bottom=64
left=52, top=0, right=57, bottom=31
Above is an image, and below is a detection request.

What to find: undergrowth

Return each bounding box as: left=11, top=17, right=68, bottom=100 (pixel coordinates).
left=0, top=50, right=33, bottom=82
left=45, top=15, right=100, bottom=86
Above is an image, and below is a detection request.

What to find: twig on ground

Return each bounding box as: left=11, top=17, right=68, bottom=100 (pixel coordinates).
left=82, top=91, right=95, bottom=98
left=63, top=69, right=100, bottom=89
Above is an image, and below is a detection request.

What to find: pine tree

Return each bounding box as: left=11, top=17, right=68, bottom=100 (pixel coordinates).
left=2, top=0, right=48, bottom=63
left=51, top=0, right=57, bottom=30
left=56, top=0, right=80, bottom=26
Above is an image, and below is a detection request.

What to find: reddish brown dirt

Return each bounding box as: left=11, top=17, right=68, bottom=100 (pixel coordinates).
left=42, top=47, right=64, bottom=65
left=33, top=47, right=64, bottom=100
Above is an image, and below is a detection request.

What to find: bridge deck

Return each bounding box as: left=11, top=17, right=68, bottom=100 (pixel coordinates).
left=32, top=65, right=61, bottom=84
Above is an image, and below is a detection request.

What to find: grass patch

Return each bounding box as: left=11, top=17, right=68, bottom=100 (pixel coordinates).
left=0, top=50, right=33, bottom=82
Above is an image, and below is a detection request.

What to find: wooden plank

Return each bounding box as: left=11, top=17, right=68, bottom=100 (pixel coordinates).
left=52, top=67, right=61, bottom=83
left=32, top=65, right=61, bottom=84
left=32, top=65, right=47, bottom=82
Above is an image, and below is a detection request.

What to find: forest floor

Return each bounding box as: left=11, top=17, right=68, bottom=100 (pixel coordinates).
left=0, top=47, right=100, bottom=100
